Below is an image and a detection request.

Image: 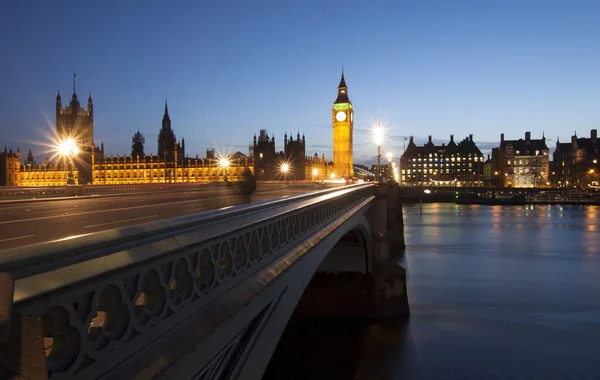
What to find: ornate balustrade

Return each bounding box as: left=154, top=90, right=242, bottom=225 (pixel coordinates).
left=0, top=183, right=374, bottom=379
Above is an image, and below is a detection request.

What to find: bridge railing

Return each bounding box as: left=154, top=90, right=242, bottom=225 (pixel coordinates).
left=0, top=183, right=374, bottom=380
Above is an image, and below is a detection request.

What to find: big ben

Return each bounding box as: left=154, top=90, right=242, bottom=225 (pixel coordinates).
left=332, top=70, right=354, bottom=177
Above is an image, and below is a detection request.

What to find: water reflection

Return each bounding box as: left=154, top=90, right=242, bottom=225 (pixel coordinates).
left=265, top=204, right=600, bottom=380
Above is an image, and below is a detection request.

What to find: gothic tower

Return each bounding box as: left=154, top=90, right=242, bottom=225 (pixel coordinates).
left=332, top=69, right=354, bottom=177
left=158, top=100, right=177, bottom=163
left=55, top=73, right=95, bottom=184
left=55, top=74, right=94, bottom=150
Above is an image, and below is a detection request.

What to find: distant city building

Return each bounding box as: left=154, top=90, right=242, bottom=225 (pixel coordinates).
left=497, top=132, right=550, bottom=188
left=400, top=134, right=484, bottom=187
left=370, top=164, right=393, bottom=182
left=251, top=129, right=332, bottom=181
left=552, top=129, right=599, bottom=188
left=92, top=104, right=251, bottom=185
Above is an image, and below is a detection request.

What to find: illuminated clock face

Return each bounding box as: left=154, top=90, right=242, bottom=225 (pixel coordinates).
left=335, top=111, right=346, bottom=122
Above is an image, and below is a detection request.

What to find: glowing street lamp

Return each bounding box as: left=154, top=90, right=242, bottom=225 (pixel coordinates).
left=312, top=168, right=318, bottom=181
left=218, top=157, right=231, bottom=184
left=57, top=138, right=79, bottom=185
left=219, top=157, right=230, bottom=168
left=281, top=162, right=290, bottom=183
left=374, top=124, right=384, bottom=183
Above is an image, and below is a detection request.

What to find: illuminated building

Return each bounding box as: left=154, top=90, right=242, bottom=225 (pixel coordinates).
left=332, top=70, right=354, bottom=178
left=498, top=132, right=550, bottom=188
left=552, top=129, right=599, bottom=188
left=55, top=74, right=101, bottom=184
left=0, top=147, right=21, bottom=186
left=1, top=147, right=77, bottom=186
left=2, top=72, right=345, bottom=186
left=251, top=129, right=333, bottom=181
left=92, top=105, right=252, bottom=184
left=400, top=134, right=484, bottom=187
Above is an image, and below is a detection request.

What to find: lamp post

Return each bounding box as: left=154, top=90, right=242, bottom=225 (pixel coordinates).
left=58, top=138, right=79, bottom=185
left=281, top=163, right=290, bottom=184
left=374, top=124, right=383, bottom=183
left=219, top=157, right=230, bottom=184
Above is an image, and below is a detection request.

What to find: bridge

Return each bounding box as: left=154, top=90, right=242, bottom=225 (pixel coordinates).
left=0, top=183, right=408, bottom=379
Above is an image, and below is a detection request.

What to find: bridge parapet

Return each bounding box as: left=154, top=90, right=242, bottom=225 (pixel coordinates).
left=1, top=183, right=380, bottom=379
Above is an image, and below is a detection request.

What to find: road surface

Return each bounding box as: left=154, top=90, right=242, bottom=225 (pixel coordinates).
left=0, top=183, right=326, bottom=250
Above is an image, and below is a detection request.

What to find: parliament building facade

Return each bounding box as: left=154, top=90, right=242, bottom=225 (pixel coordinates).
left=1, top=72, right=352, bottom=186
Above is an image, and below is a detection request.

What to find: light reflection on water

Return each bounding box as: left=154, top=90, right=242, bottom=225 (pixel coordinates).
left=264, top=203, right=600, bottom=380
left=396, top=204, right=600, bottom=380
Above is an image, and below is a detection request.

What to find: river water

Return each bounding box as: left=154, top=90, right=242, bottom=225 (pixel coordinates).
left=264, top=204, right=600, bottom=380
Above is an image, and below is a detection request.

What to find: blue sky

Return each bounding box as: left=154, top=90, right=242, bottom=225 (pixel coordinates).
left=1, top=0, right=599, bottom=164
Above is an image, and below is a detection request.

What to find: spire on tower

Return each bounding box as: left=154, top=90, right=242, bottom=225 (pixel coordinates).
left=73, top=71, right=76, bottom=95
left=165, top=99, right=169, bottom=115
left=338, top=67, right=347, bottom=88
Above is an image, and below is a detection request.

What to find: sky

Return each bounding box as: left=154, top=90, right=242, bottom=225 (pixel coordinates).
left=1, top=0, right=600, bottom=165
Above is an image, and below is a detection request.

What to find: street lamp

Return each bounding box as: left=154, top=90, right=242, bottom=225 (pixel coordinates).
left=281, top=162, right=290, bottom=183
left=218, top=157, right=230, bottom=184
left=374, top=124, right=384, bottom=183
left=219, top=157, right=230, bottom=168
left=57, top=138, right=79, bottom=185
left=312, top=168, right=318, bottom=181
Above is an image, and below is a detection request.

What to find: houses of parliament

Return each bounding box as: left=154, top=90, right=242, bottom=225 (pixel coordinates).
left=0, top=72, right=354, bottom=186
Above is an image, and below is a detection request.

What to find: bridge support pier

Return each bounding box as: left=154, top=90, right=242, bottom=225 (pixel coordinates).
left=294, top=266, right=408, bottom=319
left=294, top=183, right=409, bottom=319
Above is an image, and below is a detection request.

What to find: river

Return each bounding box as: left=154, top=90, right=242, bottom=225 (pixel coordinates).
left=264, top=203, right=600, bottom=380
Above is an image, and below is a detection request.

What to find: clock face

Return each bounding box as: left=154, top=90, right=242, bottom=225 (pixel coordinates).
left=335, top=111, right=346, bottom=122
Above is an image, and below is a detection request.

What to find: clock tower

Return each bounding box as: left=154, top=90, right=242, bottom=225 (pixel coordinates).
left=332, top=69, right=354, bottom=178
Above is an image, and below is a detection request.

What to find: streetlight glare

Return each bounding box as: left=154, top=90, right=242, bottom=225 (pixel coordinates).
left=386, top=152, right=393, bottom=160
left=219, top=157, right=230, bottom=168
left=281, top=163, right=290, bottom=173
left=374, top=125, right=384, bottom=147
left=58, top=138, right=78, bottom=156
left=312, top=168, right=318, bottom=176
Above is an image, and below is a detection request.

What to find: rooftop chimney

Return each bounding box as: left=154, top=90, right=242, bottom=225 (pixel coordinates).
left=500, top=133, right=504, bottom=143
left=428, top=135, right=432, bottom=144
left=525, top=131, right=531, bottom=142
left=469, top=134, right=473, bottom=142
left=592, top=129, right=597, bottom=142
left=450, top=134, right=454, bottom=143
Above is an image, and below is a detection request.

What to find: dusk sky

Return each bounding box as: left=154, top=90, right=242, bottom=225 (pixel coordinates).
left=1, top=0, right=600, bottom=164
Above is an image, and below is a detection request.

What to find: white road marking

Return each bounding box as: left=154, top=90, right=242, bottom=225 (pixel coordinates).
left=0, top=235, right=36, bottom=243
left=83, top=215, right=159, bottom=229
left=0, top=190, right=305, bottom=225
left=0, top=198, right=204, bottom=225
